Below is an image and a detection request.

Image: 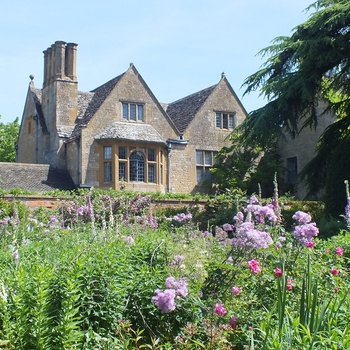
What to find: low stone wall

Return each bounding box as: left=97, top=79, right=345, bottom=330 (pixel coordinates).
left=2, top=194, right=206, bottom=212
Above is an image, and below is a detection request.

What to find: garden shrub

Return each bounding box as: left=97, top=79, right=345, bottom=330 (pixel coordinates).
left=0, top=189, right=349, bottom=348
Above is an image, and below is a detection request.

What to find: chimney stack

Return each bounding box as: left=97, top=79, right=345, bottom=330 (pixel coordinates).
left=43, top=41, right=78, bottom=88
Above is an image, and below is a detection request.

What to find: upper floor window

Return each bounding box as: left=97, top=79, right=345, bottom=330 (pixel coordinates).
left=122, top=102, right=144, bottom=121
left=216, top=112, right=235, bottom=130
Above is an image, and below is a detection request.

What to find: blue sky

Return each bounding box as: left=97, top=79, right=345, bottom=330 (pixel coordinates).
left=0, top=0, right=313, bottom=124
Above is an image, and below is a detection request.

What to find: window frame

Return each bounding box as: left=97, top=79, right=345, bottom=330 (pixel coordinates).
left=215, top=112, right=236, bottom=130
left=103, top=146, right=113, bottom=183
left=196, top=150, right=217, bottom=184
left=122, top=102, right=145, bottom=122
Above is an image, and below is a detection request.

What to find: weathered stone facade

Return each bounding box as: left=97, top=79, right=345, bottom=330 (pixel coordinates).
left=277, top=101, right=336, bottom=199
left=17, top=40, right=248, bottom=194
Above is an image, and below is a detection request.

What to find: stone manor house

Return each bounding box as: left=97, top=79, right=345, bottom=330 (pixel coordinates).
left=7, top=40, right=332, bottom=197
left=15, top=41, right=247, bottom=194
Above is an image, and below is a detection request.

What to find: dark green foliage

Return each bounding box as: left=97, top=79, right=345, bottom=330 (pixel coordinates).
left=240, top=0, right=350, bottom=216
left=211, top=131, right=284, bottom=198
left=0, top=117, right=19, bottom=163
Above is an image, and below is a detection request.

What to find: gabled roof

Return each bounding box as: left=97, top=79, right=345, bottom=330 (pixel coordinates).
left=0, top=163, right=76, bottom=192
left=31, top=87, right=49, bottom=134
left=95, top=122, right=166, bottom=145
left=165, top=85, right=217, bottom=134
left=69, top=74, right=125, bottom=140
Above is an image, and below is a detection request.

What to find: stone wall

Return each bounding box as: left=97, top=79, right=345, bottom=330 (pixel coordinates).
left=277, top=102, right=336, bottom=199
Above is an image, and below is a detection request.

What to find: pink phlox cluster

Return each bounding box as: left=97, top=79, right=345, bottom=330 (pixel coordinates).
left=292, top=211, right=318, bottom=247
left=245, top=204, right=278, bottom=224
left=172, top=213, right=192, bottom=223
left=151, top=289, right=176, bottom=313
left=165, top=277, right=188, bottom=297
left=233, top=211, right=244, bottom=223
left=247, top=195, right=259, bottom=204
left=292, top=211, right=312, bottom=225
left=286, top=279, right=293, bottom=290
left=248, top=259, right=261, bottom=274
left=222, top=223, right=234, bottom=232
left=152, top=277, right=188, bottom=313
left=232, top=221, right=273, bottom=249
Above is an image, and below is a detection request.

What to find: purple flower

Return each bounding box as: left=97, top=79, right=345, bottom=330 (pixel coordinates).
left=292, top=222, right=318, bottom=246
left=165, top=277, right=188, bottom=297
left=292, top=211, right=311, bottom=225
left=222, top=223, right=233, bottom=231
left=171, top=255, right=185, bottom=266
left=246, top=204, right=278, bottom=224
left=232, top=221, right=273, bottom=249
left=172, top=213, right=192, bottom=223
left=151, top=289, right=176, bottom=313
left=76, top=206, right=87, bottom=216
left=233, top=211, right=244, bottom=223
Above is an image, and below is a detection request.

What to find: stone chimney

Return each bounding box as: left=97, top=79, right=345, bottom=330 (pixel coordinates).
left=43, top=41, right=78, bottom=87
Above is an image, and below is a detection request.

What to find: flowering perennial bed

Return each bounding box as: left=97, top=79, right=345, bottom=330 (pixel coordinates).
left=0, top=190, right=349, bottom=349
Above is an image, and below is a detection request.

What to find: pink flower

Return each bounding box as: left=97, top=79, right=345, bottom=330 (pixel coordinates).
left=306, top=241, right=315, bottom=248
left=229, top=316, right=237, bottom=329
left=274, top=267, right=283, bottom=278
left=214, top=303, right=227, bottom=316
left=331, top=268, right=339, bottom=275
left=325, top=249, right=330, bottom=254
left=334, top=287, right=339, bottom=292
left=335, top=247, right=344, bottom=256
left=286, top=279, right=293, bottom=291
left=231, top=286, right=241, bottom=295
left=248, top=259, right=261, bottom=274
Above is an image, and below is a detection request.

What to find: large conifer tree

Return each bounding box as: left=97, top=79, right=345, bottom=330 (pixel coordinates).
left=240, top=0, right=350, bottom=216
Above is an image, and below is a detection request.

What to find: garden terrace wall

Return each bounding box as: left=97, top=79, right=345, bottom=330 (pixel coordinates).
left=2, top=194, right=206, bottom=212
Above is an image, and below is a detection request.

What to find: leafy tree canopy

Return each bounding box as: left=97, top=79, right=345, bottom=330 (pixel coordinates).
left=211, top=131, right=283, bottom=197
left=240, top=0, right=350, bottom=146
left=0, top=117, right=20, bottom=162
left=239, top=0, right=350, bottom=216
